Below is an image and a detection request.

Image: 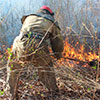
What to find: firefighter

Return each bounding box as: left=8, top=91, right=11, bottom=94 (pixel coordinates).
left=6, top=6, right=64, bottom=99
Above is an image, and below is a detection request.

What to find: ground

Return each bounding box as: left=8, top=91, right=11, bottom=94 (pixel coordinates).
left=0, top=59, right=100, bottom=100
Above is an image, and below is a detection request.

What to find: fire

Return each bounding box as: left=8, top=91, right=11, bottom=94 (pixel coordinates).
left=4, top=40, right=99, bottom=67
left=58, top=38, right=99, bottom=66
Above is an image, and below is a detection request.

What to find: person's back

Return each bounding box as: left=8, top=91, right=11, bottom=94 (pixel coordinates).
left=6, top=6, right=64, bottom=100
left=21, top=15, right=53, bottom=33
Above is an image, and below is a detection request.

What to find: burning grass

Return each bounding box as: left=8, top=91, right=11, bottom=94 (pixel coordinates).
left=0, top=38, right=100, bottom=100
left=58, top=38, right=99, bottom=67
left=63, top=39, right=99, bottom=61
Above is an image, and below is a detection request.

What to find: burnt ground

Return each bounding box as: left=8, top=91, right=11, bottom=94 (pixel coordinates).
left=0, top=59, right=100, bottom=100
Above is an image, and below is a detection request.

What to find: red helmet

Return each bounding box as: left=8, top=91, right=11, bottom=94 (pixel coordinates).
left=40, top=5, right=54, bottom=15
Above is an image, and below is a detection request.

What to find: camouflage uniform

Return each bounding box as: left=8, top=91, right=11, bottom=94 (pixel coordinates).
left=6, top=10, right=64, bottom=99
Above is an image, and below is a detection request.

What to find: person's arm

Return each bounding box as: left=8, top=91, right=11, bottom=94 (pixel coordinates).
left=50, top=25, right=64, bottom=59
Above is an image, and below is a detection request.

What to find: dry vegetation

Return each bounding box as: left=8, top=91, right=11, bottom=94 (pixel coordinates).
left=0, top=0, right=100, bottom=100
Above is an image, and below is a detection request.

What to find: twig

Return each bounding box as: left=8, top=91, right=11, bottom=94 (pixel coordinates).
left=96, top=41, right=100, bottom=82
left=20, top=46, right=43, bottom=58
left=93, top=40, right=100, bottom=99
left=0, top=66, right=6, bottom=70
left=37, top=9, right=60, bottom=49
left=62, top=56, right=88, bottom=64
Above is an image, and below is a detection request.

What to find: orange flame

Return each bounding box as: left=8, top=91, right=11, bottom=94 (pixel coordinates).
left=59, top=38, right=99, bottom=66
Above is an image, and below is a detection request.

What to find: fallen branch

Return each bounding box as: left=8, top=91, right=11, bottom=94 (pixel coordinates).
left=62, top=56, right=99, bottom=67
left=62, top=56, right=88, bottom=64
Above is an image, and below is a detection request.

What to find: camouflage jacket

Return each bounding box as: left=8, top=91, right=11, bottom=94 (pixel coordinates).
left=13, top=10, right=64, bottom=59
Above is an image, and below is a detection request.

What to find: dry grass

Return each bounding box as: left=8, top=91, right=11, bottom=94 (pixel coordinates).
left=0, top=0, right=100, bottom=100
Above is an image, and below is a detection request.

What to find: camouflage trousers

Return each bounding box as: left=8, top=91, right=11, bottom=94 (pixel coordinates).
left=6, top=32, right=58, bottom=100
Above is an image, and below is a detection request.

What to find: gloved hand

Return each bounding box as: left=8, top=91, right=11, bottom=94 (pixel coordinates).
left=54, top=52, right=62, bottom=59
